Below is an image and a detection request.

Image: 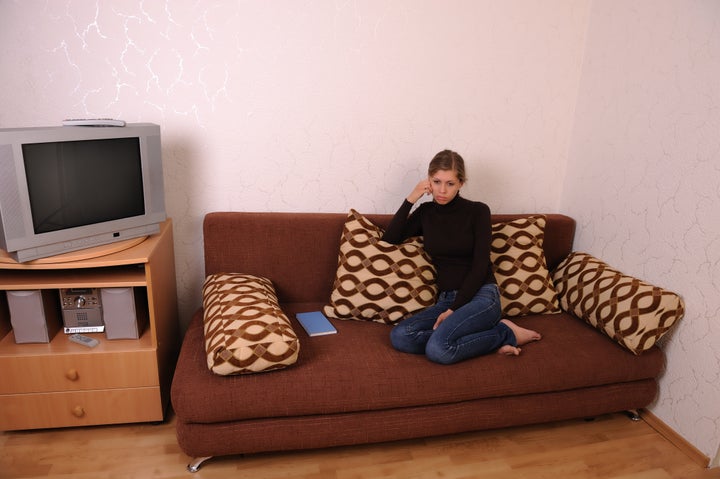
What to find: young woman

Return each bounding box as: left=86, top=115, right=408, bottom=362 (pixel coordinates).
left=382, top=150, right=540, bottom=364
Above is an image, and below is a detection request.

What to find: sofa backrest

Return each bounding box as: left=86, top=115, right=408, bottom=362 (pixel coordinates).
left=203, top=212, right=576, bottom=305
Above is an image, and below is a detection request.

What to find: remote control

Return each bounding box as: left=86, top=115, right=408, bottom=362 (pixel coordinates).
left=62, top=118, right=126, bottom=127
left=69, top=333, right=100, bottom=348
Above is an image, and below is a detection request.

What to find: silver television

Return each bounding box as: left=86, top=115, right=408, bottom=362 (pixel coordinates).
left=0, top=123, right=166, bottom=262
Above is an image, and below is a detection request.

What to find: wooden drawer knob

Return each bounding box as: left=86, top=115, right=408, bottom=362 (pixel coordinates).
left=65, top=369, right=79, bottom=381
left=72, top=406, right=85, bottom=418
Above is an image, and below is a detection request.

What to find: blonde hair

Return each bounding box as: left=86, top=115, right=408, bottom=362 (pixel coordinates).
left=428, top=150, right=466, bottom=183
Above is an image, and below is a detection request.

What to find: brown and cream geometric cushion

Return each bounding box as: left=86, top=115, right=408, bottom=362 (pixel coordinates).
left=323, top=209, right=437, bottom=324
left=552, top=252, right=685, bottom=355
left=490, top=216, right=561, bottom=317
left=203, top=273, right=300, bottom=375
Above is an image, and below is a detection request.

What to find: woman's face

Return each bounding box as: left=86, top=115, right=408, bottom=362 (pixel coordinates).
left=429, top=169, right=462, bottom=205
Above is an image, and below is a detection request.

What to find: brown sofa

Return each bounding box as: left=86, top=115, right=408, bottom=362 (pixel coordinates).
left=171, top=212, right=665, bottom=472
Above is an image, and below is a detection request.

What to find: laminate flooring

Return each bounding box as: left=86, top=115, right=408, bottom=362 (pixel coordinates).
left=1, top=412, right=719, bottom=479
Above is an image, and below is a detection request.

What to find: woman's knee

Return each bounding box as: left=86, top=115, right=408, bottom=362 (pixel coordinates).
left=424, top=337, right=456, bottom=365
left=389, top=325, right=404, bottom=349
left=390, top=324, right=416, bottom=353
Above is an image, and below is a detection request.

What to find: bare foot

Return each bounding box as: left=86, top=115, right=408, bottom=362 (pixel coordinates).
left=497, top=344, right=521, bottom=356
left=500, top=319, right=542, bottom=346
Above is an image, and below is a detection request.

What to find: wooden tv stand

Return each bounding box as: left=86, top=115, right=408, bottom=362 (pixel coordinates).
left=0, top=219, right=179, bottom=430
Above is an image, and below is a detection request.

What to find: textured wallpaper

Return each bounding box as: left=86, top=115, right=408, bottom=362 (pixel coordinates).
left=562, top=0, right=720, bottom=464
left=0, top=0, right=588, bottom=335
left=1, top=0, right=718, bottom=465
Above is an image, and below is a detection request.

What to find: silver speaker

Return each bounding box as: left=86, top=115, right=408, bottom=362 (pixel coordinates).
left=6, top=290, right=61, bottom=343
left=100, top=287, right=148, bottom=339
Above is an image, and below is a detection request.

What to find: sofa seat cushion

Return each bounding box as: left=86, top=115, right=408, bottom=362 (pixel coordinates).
left=202, top=273, right=300, bottom=375
left=173, top=305, right=664, bottom=425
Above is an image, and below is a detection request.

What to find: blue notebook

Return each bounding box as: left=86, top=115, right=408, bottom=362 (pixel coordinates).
left=296, top=311, right=337, bottom=337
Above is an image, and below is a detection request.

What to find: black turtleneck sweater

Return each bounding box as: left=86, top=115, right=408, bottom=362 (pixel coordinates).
left=382, top=195, right=495, bottom=311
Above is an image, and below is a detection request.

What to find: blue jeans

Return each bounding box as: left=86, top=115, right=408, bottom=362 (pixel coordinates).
left=389, top=284, right=514, bottom=364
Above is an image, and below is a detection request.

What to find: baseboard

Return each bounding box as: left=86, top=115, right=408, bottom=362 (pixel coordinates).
left=639, top=409, right=711, bottom=468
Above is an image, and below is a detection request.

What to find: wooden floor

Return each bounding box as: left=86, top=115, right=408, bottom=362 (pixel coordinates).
left=1, top=412, right=719, bottom=479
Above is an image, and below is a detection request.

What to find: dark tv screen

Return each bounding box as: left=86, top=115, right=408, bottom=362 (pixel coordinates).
left=22, top=137, right=145, bottom=234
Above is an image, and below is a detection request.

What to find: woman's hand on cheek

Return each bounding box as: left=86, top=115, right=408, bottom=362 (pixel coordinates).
left=407, top=179, right=432, bottom=204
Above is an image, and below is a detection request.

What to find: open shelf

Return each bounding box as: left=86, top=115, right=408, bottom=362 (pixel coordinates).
left=0, top=266, right=147, bottom=290
left=0, top=326, right=153, bottom=357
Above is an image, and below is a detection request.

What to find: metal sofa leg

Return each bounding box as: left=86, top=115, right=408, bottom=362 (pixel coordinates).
left=187, top=456, right=213, bottom=473
left=626, top=409, right=641, bottom=421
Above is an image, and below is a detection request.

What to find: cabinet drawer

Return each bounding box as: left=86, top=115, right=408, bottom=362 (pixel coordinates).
left=0, top=350, right=159, bottom=394
left=0, top=387, right=163, bottom=430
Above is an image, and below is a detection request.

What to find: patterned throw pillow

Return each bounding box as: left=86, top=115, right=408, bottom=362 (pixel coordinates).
left=203, top=273, right=300, bottom=375
left=323, top=210, right=437, bottom=324
left=552, top=252, right=684, bottom=355
left=490, top=216, right=561, bottom=316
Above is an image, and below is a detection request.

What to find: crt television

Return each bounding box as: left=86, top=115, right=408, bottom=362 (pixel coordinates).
left=0, top=123, right=166, bottom=263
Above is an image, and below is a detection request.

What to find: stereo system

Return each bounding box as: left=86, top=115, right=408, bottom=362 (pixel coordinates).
left=60, top=288, right=104, bottom=333
left=5, top=287, right=146, bottom=343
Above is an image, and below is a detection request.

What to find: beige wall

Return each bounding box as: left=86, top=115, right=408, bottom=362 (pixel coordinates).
left=562, top=0, right=720, bottom=464
left=0, top=0, right=590, bottom=333
left=1, top=0, right=718, bottom=464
